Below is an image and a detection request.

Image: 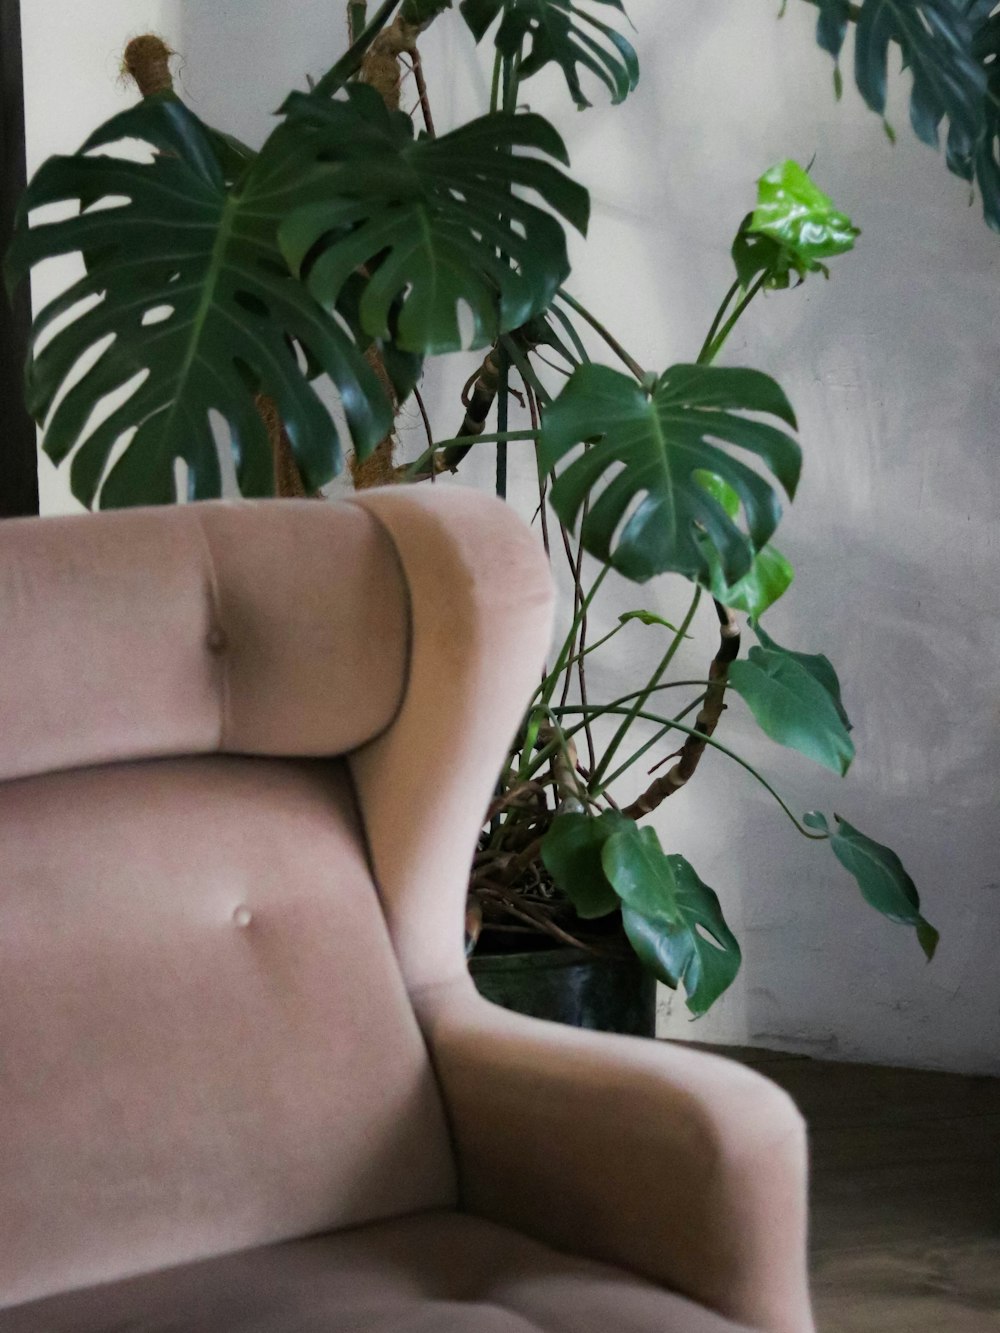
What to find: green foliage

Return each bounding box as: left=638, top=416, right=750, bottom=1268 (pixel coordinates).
left=541, top=809, right=625, bottom=917
left=539, top=362, right=801, bottom=585
left=279, top=85, right=589, bottom=356
left=963, top=0, right=1000, bottom=230
left=602, top=823, right=742, bottom=1014
left=803, top=0, right=1000, bottom=229
left=733, top=160, right=860, bottom=289
left=618, top=609, right=688, bottom=633
left=804, top=813, right=939, bottom=958
left=459, top=0, right=638, bottom=107
left=5, top=95, right=391, bottom=507
left=7, top=83, right=587, bottom=505
left=753, top=621, right=853, bottom=731
left=709, top=543, right=795, bottom=617
left=728, top=624, right=855, bottom=775
left=5, top=0, right=956, bottom=1008
left=695, top=472, right=794, bottom=615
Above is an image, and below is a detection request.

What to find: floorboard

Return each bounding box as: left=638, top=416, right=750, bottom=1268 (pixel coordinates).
left=705, top=1045, right=1000, bottom=1331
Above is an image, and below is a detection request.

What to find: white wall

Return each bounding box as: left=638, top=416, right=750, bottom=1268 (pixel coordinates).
left=23, top=1, right=1000, bottom=1072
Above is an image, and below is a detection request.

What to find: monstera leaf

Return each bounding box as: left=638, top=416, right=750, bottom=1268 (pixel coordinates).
left=964, top=0, right=1000, bottom=230
left=5, top=94, right=390, bottom=508
left=805, top=0, right=986, bottom=142
left=728, top=622, right=855, bottom=775
left=803, top=0, right=995, bottom=224
left=459, top=0, right=639, bottom=107
left=278, top=85, right=590, bottom=355
left=538, top=362, right=801, bottom=585
left=696, top=472, right=793, bottom=615
left=805, top=813, right=938, bottom=958
left=541, top=809, right=625, bottom=918
left=602, top=823, right=742, bottom=1014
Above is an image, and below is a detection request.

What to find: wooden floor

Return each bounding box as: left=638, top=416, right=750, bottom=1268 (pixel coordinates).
left=723, top=1046, right=1000, bottom=1331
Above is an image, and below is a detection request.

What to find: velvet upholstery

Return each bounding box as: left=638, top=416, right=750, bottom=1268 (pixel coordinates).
left=0, top=489, right=815, bottom=1332
left=0, top=1214, right=757, bottom=1333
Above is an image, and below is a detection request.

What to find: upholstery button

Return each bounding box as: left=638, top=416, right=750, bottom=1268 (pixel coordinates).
left=206, top=626, right=228, bottom=653
left=232, top=905, right=253, bottom=929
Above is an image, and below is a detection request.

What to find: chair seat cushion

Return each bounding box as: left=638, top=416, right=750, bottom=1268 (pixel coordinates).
left=0, top=1210, right=754, bottom=1332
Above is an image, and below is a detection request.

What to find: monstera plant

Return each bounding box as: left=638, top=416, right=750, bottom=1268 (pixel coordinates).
left=7, top=0, right=998, bottom=1015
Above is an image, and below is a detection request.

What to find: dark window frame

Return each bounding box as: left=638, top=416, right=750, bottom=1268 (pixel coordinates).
left=1, top=0, right=39, bottom=517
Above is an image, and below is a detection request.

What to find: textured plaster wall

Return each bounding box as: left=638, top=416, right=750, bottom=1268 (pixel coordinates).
left=24, top=1, right=1000, bottom=1071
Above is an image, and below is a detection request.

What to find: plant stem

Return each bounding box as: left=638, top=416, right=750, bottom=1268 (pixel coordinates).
left=524, top=679, right=715, bottom=789
left=562, top=620, right=627, bottom=670
left=556, top=289, right=646, bottom=380
left=695, top=278, right=741, bottom=365
left=520, top=566, right=610, bottom=782
left=589, top=586, right=702, bottom=789
left=489, top=46, right=504, bottom=113
left=557, top=520, right=584, bottom=711
left=315, top=0, right=403, bottom=94
left=623, top=601, right=740, bottom=817
left=698, top=273, right=769, bottom=365
left=407, top=47, right=436, bottom=136
left=528, top=387, right=551, bottom=559
left=348, top=2, right=369, bottom=45
left=560, top=704, right=829, bottom=841
left=404, top=428, right=538, bottom=480
left=496, top=344, right=510, bottom=499
left=537, top=566, right=609, bottom=710
left=598, top=694, right=707, bottom=788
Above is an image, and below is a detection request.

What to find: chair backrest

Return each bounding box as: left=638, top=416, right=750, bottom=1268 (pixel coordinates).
left=0, top=500, right=457, bottom=1310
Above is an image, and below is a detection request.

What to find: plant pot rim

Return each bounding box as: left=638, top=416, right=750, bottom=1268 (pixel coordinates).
left=468, top=941, right=634, bottom=974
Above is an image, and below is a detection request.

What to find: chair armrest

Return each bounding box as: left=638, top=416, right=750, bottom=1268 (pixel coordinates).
left=424, top=983, right=815, bottom=1333
left=346, top=486, right=554, bottom=994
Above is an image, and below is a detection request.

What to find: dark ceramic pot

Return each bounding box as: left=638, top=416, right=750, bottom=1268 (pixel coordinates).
left=468, top=932, right=656, bottom=1037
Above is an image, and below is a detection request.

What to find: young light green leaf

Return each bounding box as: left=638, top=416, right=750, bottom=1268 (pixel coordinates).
left=830, top=816, right=939, bottom=959
left=602, top=823, right=741, bottom=1014
left=278, top=85, right=589, bottom=356
left=5, top=94, right=391, bottom=508
left=460, top=0, right=639, bottom=108
left=695, top=472, right=794, bottom=614
left=539, top=362, right=801, bottom=586
left=541, top=809, right=626, bottom=918
left=709, top=543, right=795, bottom=617
left=736, top=160, right=859, bottom=288
left=728, top=639, right=855, bottom=775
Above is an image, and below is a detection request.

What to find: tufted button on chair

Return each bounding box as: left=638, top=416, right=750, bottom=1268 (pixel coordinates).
left=0, top=488, right=815, bottom=1332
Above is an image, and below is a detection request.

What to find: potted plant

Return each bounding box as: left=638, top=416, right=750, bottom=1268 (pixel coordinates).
left=8, top=0, right=997, bottom=1031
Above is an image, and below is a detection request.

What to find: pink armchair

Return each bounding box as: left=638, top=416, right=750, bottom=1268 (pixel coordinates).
left=0, top=488, right=814, bottom=1332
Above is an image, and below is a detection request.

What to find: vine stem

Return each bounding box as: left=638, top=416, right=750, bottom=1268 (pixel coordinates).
left=696, top=278, right=741, bottom=365
left=558, top=704, right=830, bottom=841
left=404, top=428, right=538, bottom=480
left=589, top=586, right=702, bottom=789
left=556, top=289, right=646, bottom=381
left=519, top=566, right=610, bottom=784
left=698, top=273, right=769, bottom=365
left=525, top=682, right=715, bottom=781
